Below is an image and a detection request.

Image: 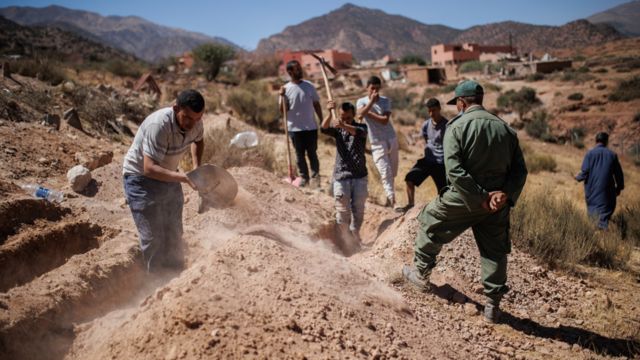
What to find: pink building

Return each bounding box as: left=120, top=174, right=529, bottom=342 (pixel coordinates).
left=278, top=49, right=353, bottom=79
left=431, top=43, right=514, bottom=66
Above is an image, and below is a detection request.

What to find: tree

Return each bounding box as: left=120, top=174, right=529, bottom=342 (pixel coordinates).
left=193, top=43, right=236, bottom=81
left=400, top=54, right=426, bottom=66
left=497, top=87, right=540, bottom=120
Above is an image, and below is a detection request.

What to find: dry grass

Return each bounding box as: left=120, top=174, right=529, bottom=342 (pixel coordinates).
left=226, top=81, right=280, bottom=132
left=511, top=185, right=632, bottom=269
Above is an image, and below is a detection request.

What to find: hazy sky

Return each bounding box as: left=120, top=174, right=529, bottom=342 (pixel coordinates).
left=0, top=0, right=631, bottom=49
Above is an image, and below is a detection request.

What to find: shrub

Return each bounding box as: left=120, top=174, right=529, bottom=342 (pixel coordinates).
left=385, top=87, right=415, bottom=111
left=104, top=59, right=143, bottom=78
left=524, top=110, right=550, bottom=140
left=594, top=68, right=608, bottom=74
left=525, top=152, right=557, bottom=173
left=400, top=54, right=426, bottom=66
left=497, top=87, right=540, bottom=120
left=596, top=84, right=607, bottom=90
left=634, top=112, right=640, bottom=123
left=422, top=83, right=456, bottom=98
left=609, top=76, right=640, bottom=102
left=511, top=187, right=631, bottom=269
left=10, top=59, right=66, bottom=85
left=193, top=43, right=236, bottom=81
left=234, top=54, right=280, bottom=82
left=525, top=73, right=545, bottom=82
left=458, top=61, right=498, bottom=74
left=570, top=127, right=586, bottom=149
left=567, top=92, right=584, bottom=101
left=226, top=81, right=280, bottom=132
left=561, top=69, right=595, bottom=83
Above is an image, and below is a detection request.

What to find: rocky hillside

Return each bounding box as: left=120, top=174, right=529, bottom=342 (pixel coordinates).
left=588, top=0, right=640, bottom=37
left=0, top=16, right=138, bottom=63
left=255, top=3, right=460, bottom=61
left=256, top=3, right=623, bottom=61
left=454, top=20, right=622, bottom=55
left=0, top=5, right=238, bottom=63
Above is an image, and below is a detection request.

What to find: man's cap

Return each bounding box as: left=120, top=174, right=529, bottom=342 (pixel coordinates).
left=446, top=80, right=484, bottom=105
left=424, top=98, right=440, bottom=108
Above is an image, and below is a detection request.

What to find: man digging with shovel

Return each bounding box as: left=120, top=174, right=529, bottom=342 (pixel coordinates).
left=123, top=89, right=204, bottom=273
left=402, top=81, right=528, bottom=323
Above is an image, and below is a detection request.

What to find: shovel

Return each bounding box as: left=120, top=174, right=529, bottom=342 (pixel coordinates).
left=307, top=52, right=338, bottom=120
left=280, top=95, right=302, bottom=187
left=187, top=164, right=238, bottom=209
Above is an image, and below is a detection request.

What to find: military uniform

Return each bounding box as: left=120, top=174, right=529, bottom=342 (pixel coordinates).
left=413, top=102, right=528, bottom=302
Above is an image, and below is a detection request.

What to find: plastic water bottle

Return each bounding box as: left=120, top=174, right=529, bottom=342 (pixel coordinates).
left=21, top=184, right=64, bottom=203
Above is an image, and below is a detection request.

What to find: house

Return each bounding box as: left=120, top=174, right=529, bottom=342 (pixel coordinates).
left=505, top=60, right=573, bottom=77
left=431, top=43, right=515, bottom=67
left=401, top=65, right=445, bottom=84
left=278, top=49, right=353, bottom=79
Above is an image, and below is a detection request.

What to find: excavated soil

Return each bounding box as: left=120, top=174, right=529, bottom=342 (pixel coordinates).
left=0, top=108, right=638, bottom=359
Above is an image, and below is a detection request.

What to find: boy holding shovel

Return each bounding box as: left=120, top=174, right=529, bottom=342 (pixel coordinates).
left=321, top=100, right=368, bottom=254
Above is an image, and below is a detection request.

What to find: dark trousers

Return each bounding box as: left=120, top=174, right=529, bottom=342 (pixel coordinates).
left=123, top=174, right=185, bottom=273
left=290, top=130, right=319, bottom=180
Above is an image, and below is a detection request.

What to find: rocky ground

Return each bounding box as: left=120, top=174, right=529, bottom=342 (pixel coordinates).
left=1, top=89, right=638, bottom=359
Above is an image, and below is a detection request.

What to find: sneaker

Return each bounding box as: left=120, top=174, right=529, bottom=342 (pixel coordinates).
left=483, top=303, right=501, bottom=323
left=402, top=265, right=432, bottom=292
left=395, top=204, right=414, bottom=213
left=299, top=178, right=308, bottom=187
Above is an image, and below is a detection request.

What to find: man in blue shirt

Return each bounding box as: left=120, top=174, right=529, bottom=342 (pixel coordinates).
left=396, top=98, right=448, bottom=213
left=576, top=132, right=624, bottom=229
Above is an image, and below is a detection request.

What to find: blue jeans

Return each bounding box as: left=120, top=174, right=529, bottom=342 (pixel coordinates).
left=333, top=177, right=368, bottom=241
left=123, top=174, right=185, bottom=272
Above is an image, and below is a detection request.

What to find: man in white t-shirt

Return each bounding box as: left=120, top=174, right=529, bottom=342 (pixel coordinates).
left=122, top=89, right=205, bottom=272
left=279, top=60, right=323, bottom=187
left=357, top=76, right=399, bottom=207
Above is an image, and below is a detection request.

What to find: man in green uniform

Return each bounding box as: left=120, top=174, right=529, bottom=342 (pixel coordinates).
left=402, top=80, right=528, bottom=322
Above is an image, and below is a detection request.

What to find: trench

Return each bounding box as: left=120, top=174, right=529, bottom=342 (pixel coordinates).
left=0, top=221, right=103, bottom=292
left=0, top=198, right=71, bottom=245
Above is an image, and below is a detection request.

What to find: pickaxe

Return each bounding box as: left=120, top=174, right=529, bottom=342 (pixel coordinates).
left=306, top=52, right=338, bottom=121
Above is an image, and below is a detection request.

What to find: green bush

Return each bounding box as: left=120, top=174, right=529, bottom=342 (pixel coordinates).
left=400, top=54, right=426, bottom=66
left=561, top=69, right=595, bottom=83
left=498, top=87, right=540, bottom=120
left=524, top=110, right=550, bottom=139
left=511, top=187, right=631, bottom=269
left=459, top=61, right=500, bottom=74
left=227, top=81, right=280, bottom=132
left=567, top=92, right=584, bottom=101
left=609, top=76, right=640, bottom=102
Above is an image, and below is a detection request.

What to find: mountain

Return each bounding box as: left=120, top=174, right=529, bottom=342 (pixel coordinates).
left=256, top=3, right=623, bottom=61
left=587, top=0, right=640, bottom=37
left=0, top=5, right=239, bottom=63
left=454, top=20, right=622, bottom=54
left=0, top=15, right=138, bottom=64
left=255, top=3, right=461, bottom=61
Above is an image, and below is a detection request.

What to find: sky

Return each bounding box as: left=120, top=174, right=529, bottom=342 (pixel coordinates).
left=0, top=0, right=631, bottom=49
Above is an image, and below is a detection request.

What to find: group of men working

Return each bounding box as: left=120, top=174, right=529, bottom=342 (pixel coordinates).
left=121, top=58, right=624, bottom=324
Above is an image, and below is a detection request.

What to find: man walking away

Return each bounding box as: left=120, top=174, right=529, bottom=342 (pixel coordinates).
left=357, top=76, right=398, bottom=207
left=576, top=132, right=624, bottom=229
left=396, top=98, right=448, bottom=213
left=123, top=89, right=205, bottom=273
left=402, top=81, right=528, bottom=323
left=279, top=60, right=323, bottom=187
left=321, top=100, right=368, bottom=255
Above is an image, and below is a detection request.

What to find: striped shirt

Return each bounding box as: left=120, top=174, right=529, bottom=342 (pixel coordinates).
left=123, top=107, right=204, bottom=176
